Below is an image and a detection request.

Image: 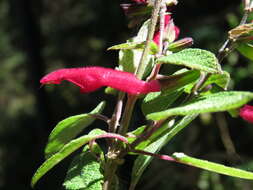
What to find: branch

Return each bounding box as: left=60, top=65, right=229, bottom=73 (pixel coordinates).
left=189, top=10, right=250, bottom=97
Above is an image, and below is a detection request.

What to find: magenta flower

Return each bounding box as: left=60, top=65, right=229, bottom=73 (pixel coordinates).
left=40, top=67, right=161, bottom=95
left=153, top=14, right=180, bottom=46
left=239, top=105, right=253, bottom=123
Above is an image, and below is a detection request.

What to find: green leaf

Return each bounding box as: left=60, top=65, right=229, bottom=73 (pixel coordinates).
left=104, top=87, right=118, bottom=95
left=184, top=71, right=230, bottom=94
left=109, top=41, right=157, bottom=54
left=157, top=48, right=222, bottom=74
left=45, top=102, right=106, bottom=158
left=142, top=90, right=183, bottom=115
left=119, top=49, right=154, bottom=76
left=135, top=19, right=149, bottom=42
left=118, top=19, right=155, bottom=76
left=31, top=129, right=106, bottom=187
left=147, top=91, right=253, bottom=120
left=127, top=125, right=147, bottom=144
left=108, top=41, right=145, bottom=51
left=142, top=70, right=200, bottom=115
left=172, top=152, right=253, bottom=180
left=203, top=71, right=230, bottom=90
left=130, top=115, right=197, bottom=189
left=237, top=42, right=253, bottom=61
left=159, top=70, right=201, bottom=91
left=63, top=146, right=104, bottom=190
left=130, top=135, right=168, bottom=190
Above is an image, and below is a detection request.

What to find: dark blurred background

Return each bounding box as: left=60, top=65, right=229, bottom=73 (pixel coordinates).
left=1, top=0, right=253, bottom=189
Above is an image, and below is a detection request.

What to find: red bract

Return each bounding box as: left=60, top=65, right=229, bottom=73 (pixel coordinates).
left=153, top=14, right=180, bottom=46
left=239, top=105, right=253, bottom=123
left=40, top=67, right=161, bottom=95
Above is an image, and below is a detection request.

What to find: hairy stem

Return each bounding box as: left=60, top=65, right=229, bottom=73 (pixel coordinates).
left=109, top=92, right=125, bottom=133
left=119, top=95, right=138, bottom=135
left=135, top=0, right=163, bottom=79
left=130, top=119, right=166, bottom=148
left=103, top=1, right=163, bottom=189
left=147, top=2, right=166, bottom=81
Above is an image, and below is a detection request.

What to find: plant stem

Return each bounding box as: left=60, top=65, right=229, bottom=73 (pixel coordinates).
left=135, top=0, right=163, bottom=79
left=103, top=1, right=163, bottom=189
left=147, top=1, right=166, bottom=81
left=118, top=95, right=138, bottom=135
left=130, top=119, right=166, bottom=148
left=119, top=0, right=164, bottom=135
left=103, top=158, right=119, bottom=190
left=109, top=92, right=125, bottom=133
left=103, top=95, right=138, bottom=190
left=158, top=3, right=166, bottom=55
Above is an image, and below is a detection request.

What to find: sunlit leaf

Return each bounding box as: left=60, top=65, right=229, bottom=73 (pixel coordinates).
left=63, top=146, right=104, bottom=190
left=237, top=42, right=253, bottom=61
left=203, top=71, right=230, bottom=90
left=108, top=41, right=145, bottom=51
left=147, top=91, right=253, bottom=120
left=119, top=19, right=155, bottom=76
left=130, top=115, right=197, bottom=189
left=157, top=48, right=222, bottom=74
left=108, top=41, right=158, bottom=54
left=142, top=70, right=200, bottom=115
left=173, top=152, right=253, bottom=180
left=184, top=71, right=230, bottom=94
left=31, top=129, right=106, bottom=187
left=142, top=90, right=182, bottom=115
left=45, top=101, right=106, bottom=158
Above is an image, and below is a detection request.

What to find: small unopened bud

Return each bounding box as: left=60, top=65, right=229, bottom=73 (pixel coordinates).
left=228, top=23, right=253, bottom=41
left=167, top=37, right=194, bottom=52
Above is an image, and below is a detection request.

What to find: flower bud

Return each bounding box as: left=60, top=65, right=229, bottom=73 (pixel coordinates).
left=153, top=14, right=180, bottom=46
left=167, top=37, right=194, bottom=52
left=239, top=105, right=253, bottom=123
left=228, top=23, right=253, bottom=41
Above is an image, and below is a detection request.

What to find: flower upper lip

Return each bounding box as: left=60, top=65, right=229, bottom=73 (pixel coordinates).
left=40, top=66, right=161, bottom=95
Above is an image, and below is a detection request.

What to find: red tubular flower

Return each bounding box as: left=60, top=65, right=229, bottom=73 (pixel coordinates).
left=153, top=14, right=180, bottom=46
left=40, top=67, right=161, bottom=95
left=239, top=105, right=253, bottom=123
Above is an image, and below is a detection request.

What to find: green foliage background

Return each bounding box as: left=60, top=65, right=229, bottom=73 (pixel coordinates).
left=1, top=0, right=253, bottom=189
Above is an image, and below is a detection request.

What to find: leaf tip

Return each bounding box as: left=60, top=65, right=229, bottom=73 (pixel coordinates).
left=30, top=176, right=37, bottom=188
